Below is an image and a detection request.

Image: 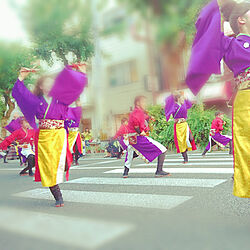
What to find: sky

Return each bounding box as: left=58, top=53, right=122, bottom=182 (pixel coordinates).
left=0, top=0, right=28, bottom=44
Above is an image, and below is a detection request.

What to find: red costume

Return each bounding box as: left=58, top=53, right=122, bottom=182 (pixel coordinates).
left=211, top=117, right=224, bottom=133
left=127, top=107, right=150, bottom=134
left=0, top=128, right=35, bottom=150
left=114, top=124, right=128, bottom=139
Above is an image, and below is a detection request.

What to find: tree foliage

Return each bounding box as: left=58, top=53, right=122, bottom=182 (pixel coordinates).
left=148, top=104, right=231, bottom=151
left=118, top=0, right=208, bottom=45
left=0, top=42, right=32, bottom=136
left=22, top=0, right=94, bottom=65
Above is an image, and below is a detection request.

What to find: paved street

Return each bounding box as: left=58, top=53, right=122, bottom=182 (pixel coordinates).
left=0, top=151, right=249, bottom=250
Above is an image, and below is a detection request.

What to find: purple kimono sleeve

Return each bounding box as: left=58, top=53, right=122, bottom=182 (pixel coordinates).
left=12, top=79, right=40, bottom=129
left=49, top=67, right=88, bottom=105
left=185, top=99, right=192, bottom=109
left=67, top=107, right=82, bottom=125
left=186, top=0, right=232, bottom=95
left=4, top=118, right=22, bottom=133
left=164, top=95, right=175, bottom=122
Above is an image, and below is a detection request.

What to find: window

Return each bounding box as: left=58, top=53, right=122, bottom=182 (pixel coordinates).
left=108, top=60, right=138, bottom=87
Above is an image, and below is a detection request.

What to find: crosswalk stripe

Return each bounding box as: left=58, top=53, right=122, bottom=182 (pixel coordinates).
left=15, top=189, right=193, bottom=210
left=0, top=206, right=134, bottom=249
left=138, top=162, right=232, bottom=166
left=164, top=158, right=232, bottom=162
left=0, top=166, right=124, bottom=171
left=105, top=168, right=234, bottom=174
left=67, top=177, right=227, bottom=188
left=181, top=152, right=230, bottom=156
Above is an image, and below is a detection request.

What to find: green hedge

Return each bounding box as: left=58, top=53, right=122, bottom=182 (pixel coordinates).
left=148, top=104, right=231, bottom=151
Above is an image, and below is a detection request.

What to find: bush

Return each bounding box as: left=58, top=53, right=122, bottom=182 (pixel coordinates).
left=148, top=104, right=231, bottom=151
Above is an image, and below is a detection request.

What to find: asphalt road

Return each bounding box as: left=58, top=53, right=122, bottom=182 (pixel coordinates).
left=0, top=151, right=249, bottom=250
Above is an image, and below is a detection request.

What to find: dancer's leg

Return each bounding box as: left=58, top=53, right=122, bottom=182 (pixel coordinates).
left=49, top=184, right=64, bottom=207
left=155, top=152, right=170, bottom=177
left=181, top=150, right=188, bottom=163
left=123, top=145, right=134, bottom=178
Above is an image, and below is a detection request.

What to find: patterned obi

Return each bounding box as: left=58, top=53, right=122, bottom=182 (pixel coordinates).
left=210, top=129, right=217, bottom=136
left=18, top=143, right=31, bottom=149
left=174, top=118, right=187, bottom=124
left=235, top=69, right=250, bottom=90
left=39, top=119, right=64, bottom=130
left=69, top=127, right=79, bottom=132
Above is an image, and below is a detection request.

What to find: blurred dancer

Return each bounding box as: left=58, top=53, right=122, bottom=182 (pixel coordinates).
left=123, top=96, right=169, bottom=178
left=186, top=0, right=250, bottom=198
left=202, top=112, right=232, bottom=156
left=165, top=92, right=196, bottom=163
left=113, top=118, right=129, bottom=159
left=12, top=64, right=87, bottom=207
left=4, top=114, right=26, bottom=166
left=66, top=101, right=83, bottom=166
left=0, top=117, right=35, bottom=176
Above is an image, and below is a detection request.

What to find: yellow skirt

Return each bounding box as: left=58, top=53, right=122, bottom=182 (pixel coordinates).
left=68, top=131, right=79, bottom=152
left=233, top=89, right=250, bottom=198
left=34, top=128, right=67, bottom=187
left=174, top=122, right=196, bottom=153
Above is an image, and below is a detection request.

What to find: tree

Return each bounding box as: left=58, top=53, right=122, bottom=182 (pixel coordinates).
left=21, top=0, right=94, bottom=65
left=0, top=43, right=32, bottom=137
left=118, top=0, right=208, bottom=91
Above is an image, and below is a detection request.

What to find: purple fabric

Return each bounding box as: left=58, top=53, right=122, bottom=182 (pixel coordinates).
left=4, top=118, right=22, bottom=133
left=12, top=79, right=41, bottom=128
left=186, top=0, right=250, bottom=95
left=119, top=137, right=127, bottom=151
left=132, top=136, right=166, bottom=162
left=66, top=107, right=82, bottom=128
left=165, top=95, right=192, bottom=121
left=12, top=80, right=68, bottom=128
left=12, top=68, right=87, bottom=128
left=205, top=132, right=231, bottom=151
left=18, top=147, right=27, bottom=164
left=49, top=67, right=87, bottom=105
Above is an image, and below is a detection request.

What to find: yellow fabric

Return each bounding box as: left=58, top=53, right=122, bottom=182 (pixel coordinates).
left=233, top=89, right=250, bottom=198
left=176, top=122, right=193, bottom=153
left=83, top=131, right=92, bottom=140
left=68, top=131, right=78, bottom=151
left=37, top=128, right=66, bottom=187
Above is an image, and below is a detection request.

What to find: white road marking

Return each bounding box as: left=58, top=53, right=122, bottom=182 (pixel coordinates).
left=15, top=189, right=192, bottom=210
left=138, top=162, right=232, bottom=166
left=0, top=207, right=134, bottom=249
left=164, top=158, right=232, bottom=162
left=70, top=166, right=124, bottom=170
left=76, top=159, right=120, bottom=168
left=81, top=157, right=119, bottom=161
left=0, top=166, right=124, bottom=171
left=105, top=168, right=234, bottom=174
left=67, top=177, right=227, bottom=188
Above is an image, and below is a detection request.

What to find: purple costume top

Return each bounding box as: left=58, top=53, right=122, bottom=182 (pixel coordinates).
left=4, top=117, right=21, bottom=133
left=12, top=67, right=87, bottom=129
left=186, top=0, right=250, bottom=95
left=66, top=107, right=82, bottom=128
left=164, top=95, right=192, bottom=121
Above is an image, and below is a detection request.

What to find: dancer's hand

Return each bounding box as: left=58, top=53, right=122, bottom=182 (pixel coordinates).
left=75, top=99, right=81, bottom=107
left=18, top=67, right=38, bottom=81
left=70, top=63, right=87, bottom=73
left=77, top=63, right=87, bottom=74
left=140, top=131, right=146, bottom=136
